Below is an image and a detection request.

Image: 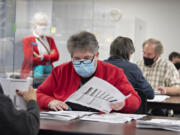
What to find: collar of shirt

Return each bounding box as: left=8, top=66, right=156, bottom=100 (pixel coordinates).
left=108, top=56, right=125, bottom=61
left=33, top=31, right=45, bottom=39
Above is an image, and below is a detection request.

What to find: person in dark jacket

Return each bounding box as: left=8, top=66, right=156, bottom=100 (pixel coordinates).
left=0, top=85, right=39, bottom=135
left=104, top=36, right=154, bottom=99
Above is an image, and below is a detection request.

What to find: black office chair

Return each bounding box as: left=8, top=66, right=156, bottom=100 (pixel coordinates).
left=135, top=90, right=147, bottom=114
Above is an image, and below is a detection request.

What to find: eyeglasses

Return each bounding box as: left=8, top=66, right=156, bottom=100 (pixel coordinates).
left=72, top=55, right=95, bottom=65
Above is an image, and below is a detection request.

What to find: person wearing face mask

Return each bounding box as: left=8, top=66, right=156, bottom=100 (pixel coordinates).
left=136, top=38, right=180, bottom=96
left=36, top=31, right=141, bottom=113
left=104, top=36, right=154, bottom=113
left=20, top=12, right=59, bottom=88
left=169, top=51, right=180, bottom=75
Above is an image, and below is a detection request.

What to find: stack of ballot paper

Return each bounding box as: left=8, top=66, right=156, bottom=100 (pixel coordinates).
left=147, top=95, right=170, bottom=102
left=154, top=90, right=161, bottom=95
left=66, top=77, right=130, bottom=113
left=40, top=111, right=97, bottom=121
left=136, top=119, right=180, bottom=132
left=80, top=113, right=146, bottom=123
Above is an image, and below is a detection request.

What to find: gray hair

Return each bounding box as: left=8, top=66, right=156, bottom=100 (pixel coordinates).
left=143, top=38, right=164, bottom=55
left=110, top=36, right=135, bottom=60
left=31, top=12, right=48, bottom=26
left=67, top=31, right=99, bottom=56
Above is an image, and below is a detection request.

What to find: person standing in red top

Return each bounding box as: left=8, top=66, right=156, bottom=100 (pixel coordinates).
left=21, top=12, right=59, bottom=88
left=37, top=31, right=141, bottom=113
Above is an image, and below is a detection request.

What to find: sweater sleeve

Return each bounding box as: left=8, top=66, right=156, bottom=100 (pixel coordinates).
left=0, top=95, right=39, bottom=135
left=36, top=68, right=58, bottom=109
left=22, top=37, right=33, bottom=67
left=113, top=70, right=141, bottom=113
left=22, top=37, right=45, bottom=66
left=32, top=37, right=59, bottom=65
left=43, top=37, right=59, bottom=63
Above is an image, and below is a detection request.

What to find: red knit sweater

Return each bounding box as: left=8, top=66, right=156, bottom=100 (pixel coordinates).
left=20, top=35, right=59, bottom=78
left=37, top=60, right=141, bottom=113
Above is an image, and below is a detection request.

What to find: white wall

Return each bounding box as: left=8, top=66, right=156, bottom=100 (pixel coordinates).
left=95, top=0, right=180, bottom=59
left=52, top=0, right=94, bottom=65
left=52, top=0, right=146, bottom=63
left=53, top=0, right=180, bottom=64
left=14, top=0, right=180, bottom=69
left=93, top=3, right=146, bottom=62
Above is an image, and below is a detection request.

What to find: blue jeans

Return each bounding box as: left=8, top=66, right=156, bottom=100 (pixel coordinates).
left=33, top=65, right=52, bottom=88
left=33, top=65, right=52, bottom=78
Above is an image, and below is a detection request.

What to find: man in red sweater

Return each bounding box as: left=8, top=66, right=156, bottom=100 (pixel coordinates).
left=37, top=31, right=141, bottom=113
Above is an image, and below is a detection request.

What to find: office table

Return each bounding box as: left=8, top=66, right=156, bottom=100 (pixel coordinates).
left=147, top=96, right=180, bottom=111
left=39, top=116, right=180, bottom=135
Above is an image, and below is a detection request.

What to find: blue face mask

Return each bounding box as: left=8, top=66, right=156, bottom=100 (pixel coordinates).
left=73, top=59, right=96, bottom=77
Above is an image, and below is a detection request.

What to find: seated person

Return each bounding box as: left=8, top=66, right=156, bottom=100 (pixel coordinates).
left=104, top=36, right=154, bottom=100
left=136, top=38, right=180, bottom=96
left=0, top=85, right=39, bottom=135
left=169, top=51, right=180, bottom=75
left=36, top=31, right=141, bottom=113
left=20, top=12, right=59, bottom=88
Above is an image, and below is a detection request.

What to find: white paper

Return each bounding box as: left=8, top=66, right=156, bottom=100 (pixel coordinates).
left=136, top=119, right=180, bottom=132
left=0, top=78, right=32, bottom=110
left=147, top=95, right=170, bottom=102
left=154, top=90, right=161, bottom=95
left=40, top=111, right=146, bottom=122
left=81, top=113, right=146, bottom=123
left=66, top=77, right=130, bottom=113
left=40, top=111, right=97, bottom=121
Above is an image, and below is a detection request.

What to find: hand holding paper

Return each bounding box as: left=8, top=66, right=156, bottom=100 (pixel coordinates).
left=0, top=78, right=32, bottom=110
left=16, top=86, right=36, bottom=102
left=66, top=77, right=130, bottom=113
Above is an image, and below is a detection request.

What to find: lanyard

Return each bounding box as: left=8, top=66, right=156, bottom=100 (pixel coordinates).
left=36, top=37, right=50, bottom=54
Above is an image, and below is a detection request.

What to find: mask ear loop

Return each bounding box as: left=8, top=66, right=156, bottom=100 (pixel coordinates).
left=153, top=54, right=160, bottom=62
left=153, top=55, right=156, bottom=61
